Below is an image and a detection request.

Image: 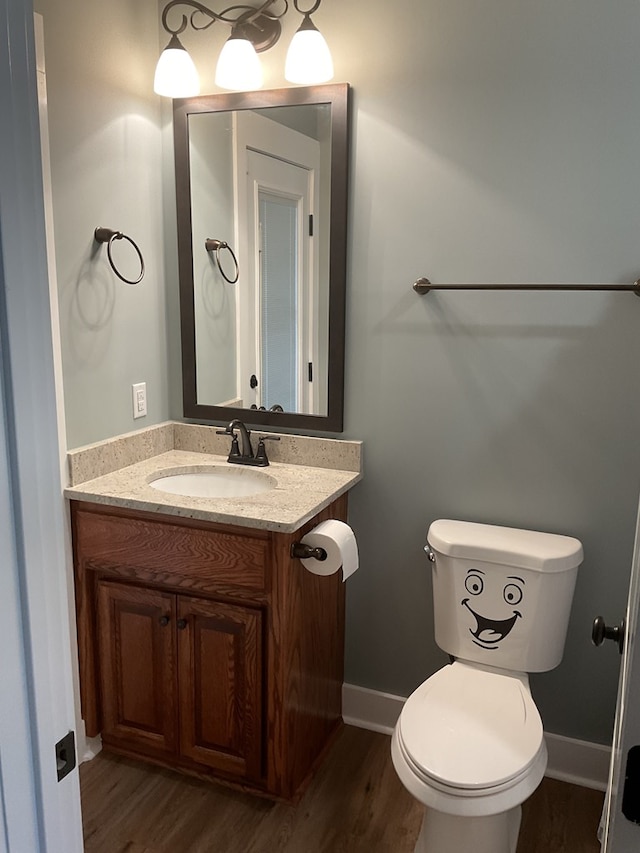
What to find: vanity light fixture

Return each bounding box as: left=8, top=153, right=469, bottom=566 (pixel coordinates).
left=153, top=0, right=334, bottom=96
left=284, top=0, right=333, bottom=84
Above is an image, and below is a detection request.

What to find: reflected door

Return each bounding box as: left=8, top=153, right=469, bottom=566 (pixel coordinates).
left=243, top=150, right=316, bottom=413
left=258, top=190, right=300, bottom=412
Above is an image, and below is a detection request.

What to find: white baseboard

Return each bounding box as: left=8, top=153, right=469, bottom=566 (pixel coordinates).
left=342, top=683, right=405, bottom=736
left=544, top=732, right=610, bottom=792
left=75, top=718, right=102, bottom=764
left=342, top=683, right=610, bottom=792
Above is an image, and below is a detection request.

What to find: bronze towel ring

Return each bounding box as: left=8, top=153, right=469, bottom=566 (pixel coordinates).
left=205, top=238, right=239, bottom=284
left=94, top=227, right=145, bottom=285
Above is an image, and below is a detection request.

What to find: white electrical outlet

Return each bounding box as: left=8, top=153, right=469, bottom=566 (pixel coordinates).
left=132, top=382, right=147, bottom=419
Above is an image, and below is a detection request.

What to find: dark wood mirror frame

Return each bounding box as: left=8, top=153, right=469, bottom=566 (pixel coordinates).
left=173, top=83, right=350, bottom=433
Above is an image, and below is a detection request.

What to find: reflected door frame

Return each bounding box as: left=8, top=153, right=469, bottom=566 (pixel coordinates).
left=233, top=110, right=321, bottom=414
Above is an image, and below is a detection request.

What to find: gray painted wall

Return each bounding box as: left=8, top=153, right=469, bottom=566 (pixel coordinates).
left=35, top=0, right=170, bottom=448
left=40, top=0, right=640, bottom=746
left=332, top=0, right=640, bottom=745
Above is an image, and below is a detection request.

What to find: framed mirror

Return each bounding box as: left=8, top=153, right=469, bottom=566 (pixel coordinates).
left=173, top=83, right=349, bottom=432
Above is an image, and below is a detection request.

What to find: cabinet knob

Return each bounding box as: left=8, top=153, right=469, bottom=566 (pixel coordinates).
left=159, top=615, right=170, bottom=627
left=177, top=618, right=188, bottom=630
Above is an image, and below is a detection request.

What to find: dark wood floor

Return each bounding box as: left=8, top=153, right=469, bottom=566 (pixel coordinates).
left=80, top=726, right=604, bottom=853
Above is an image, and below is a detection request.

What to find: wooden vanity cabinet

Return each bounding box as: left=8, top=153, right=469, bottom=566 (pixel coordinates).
left=96, top=581, right=262, bottom=780
left=70, top=495, right=347, bottom=800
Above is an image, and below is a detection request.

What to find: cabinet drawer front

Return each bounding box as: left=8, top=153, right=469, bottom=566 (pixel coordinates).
left=75, top=509, right=268, bottom=592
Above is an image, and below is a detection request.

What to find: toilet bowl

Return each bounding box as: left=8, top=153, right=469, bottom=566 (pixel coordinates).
left=392, top=661, right=547, bottom=815
left=392, top=519, right=583, bottom=853
left=391, top=662, right=548, bottom=853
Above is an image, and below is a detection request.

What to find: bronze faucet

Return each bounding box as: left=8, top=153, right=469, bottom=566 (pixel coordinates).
left=216, top=419, right=280, bottom=467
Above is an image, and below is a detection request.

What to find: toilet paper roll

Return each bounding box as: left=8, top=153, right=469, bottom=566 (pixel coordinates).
left=299, top=519, right=359, bottom=581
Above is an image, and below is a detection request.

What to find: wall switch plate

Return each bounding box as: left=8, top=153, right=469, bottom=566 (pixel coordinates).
left=132, top=382, right=147, bottom=419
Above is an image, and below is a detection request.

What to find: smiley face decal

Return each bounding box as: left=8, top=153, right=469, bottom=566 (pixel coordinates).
left=461, top=569, right=524, bottom=649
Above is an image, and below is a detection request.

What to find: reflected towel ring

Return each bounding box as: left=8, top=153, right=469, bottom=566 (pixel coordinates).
left=94, top=227, right=145, bottom=285
left=205, top=238, right=239, bottom=284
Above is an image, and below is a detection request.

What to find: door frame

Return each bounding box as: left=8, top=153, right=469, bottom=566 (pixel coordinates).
left=0, top=302, right=42, bottom=853
left=0, top=0, right=83, bottom=849
left=600, top=491, right=640, bottom=851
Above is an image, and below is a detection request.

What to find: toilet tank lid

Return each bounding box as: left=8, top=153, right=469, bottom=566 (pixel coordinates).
left=428, top=519, right=583, bottom=572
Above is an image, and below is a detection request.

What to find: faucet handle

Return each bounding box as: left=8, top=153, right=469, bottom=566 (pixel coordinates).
left=216, top=428, right=241, bottom=460
left=254, top=435, right=281, bottom=466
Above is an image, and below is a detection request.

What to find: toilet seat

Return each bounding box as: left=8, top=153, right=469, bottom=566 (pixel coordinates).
left=397, top=733, right=538, bottom=799
left=397, top=661, right=543, bottom=791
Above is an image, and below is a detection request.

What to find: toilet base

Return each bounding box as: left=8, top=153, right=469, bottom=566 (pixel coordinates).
left=414, top=804, right=522, bottom=853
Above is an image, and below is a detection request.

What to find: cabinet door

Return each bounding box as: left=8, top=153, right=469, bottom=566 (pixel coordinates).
left=97, top=581, right=177, bottom=757
left=177, top=596, right=263, bottom=781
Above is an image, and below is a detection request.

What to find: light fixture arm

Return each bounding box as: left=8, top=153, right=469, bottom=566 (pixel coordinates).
left=292, top=0, right=322, bottom=14
left=161, top=0, right=289, bottom=51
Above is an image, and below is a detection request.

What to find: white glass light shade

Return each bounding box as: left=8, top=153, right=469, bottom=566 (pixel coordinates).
left=154, top=36, right=200, bottom=98
left=285, top=25, right=334, bottom=85
left=215, top=36, right=263, bottom=90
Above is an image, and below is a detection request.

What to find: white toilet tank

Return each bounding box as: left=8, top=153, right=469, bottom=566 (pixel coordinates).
left=427, top=519, right=583, bottom=673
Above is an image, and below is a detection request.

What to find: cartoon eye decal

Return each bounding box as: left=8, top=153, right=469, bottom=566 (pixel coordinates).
left=465, top=573, right=484, bottom=595
left=503, top=583, right=523, bottom=606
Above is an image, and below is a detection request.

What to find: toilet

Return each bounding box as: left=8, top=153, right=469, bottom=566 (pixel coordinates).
left=391, top=519, right=583, bottom=853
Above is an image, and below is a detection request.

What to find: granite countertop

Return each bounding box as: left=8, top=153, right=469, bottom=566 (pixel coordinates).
left=64, top=448, right=362, bottom=533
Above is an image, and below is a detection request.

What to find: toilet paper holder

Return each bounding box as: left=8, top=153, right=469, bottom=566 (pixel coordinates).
left=290, top=542, right=328, bottom=562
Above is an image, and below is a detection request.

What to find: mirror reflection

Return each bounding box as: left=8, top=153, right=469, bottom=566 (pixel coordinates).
left=173, top=84, right=349, bottom=432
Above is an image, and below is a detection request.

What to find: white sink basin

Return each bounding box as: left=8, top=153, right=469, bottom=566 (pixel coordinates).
left=149, top=466, right=276, bottom=498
